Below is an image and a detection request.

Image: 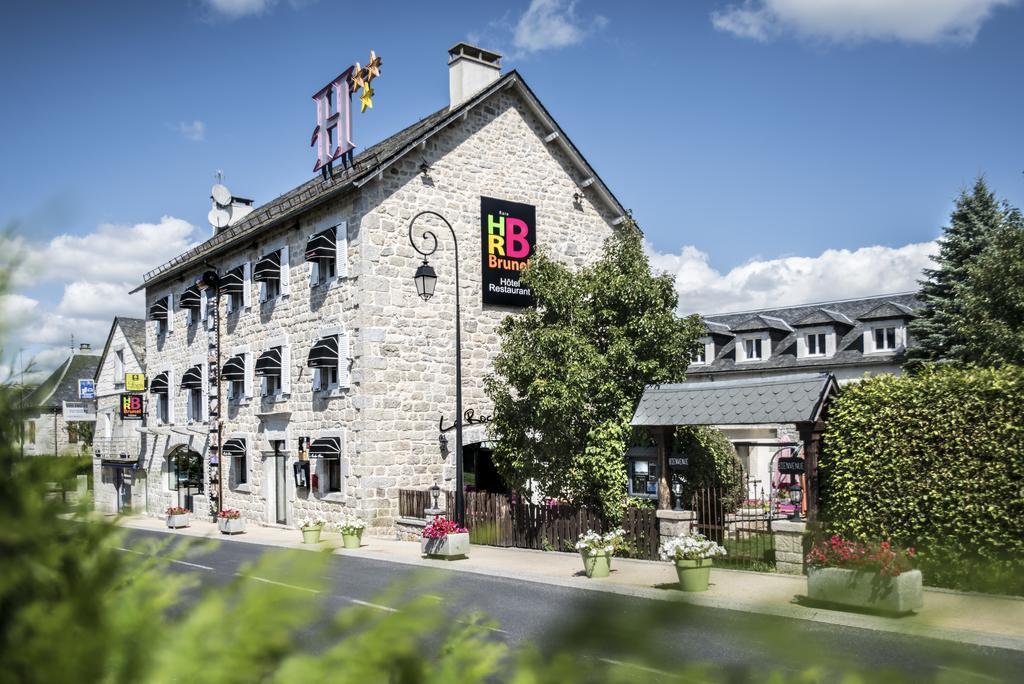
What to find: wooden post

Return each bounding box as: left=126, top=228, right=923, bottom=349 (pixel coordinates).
left=654, top=425, right=672, bottom=510
left=797, top=420, right=825, bottom=523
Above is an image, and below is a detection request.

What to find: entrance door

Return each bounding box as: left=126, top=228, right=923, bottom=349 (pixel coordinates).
left=174, top=449, right=204, bottom=512
left=115, top=469, right=132, bottom=513
left=273, top=441, right=287, bottom=525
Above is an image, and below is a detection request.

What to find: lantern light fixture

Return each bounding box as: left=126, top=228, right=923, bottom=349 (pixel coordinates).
left=414, top=260, right=437, bottom=301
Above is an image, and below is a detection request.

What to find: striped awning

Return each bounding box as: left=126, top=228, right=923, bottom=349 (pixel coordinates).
left=179, top=285, right=201, bottom=310
left=255, top=347, right=282, bottom=376
left=219, top=266, right=244, bottom=295
left=150, top=371, right=169, bottom=394
left=222, top=355, right=245, bottom=381
left=148, top=298, right=168, bottom=321
left=254, top=251, right=281, bottom=282
left=180, top=365, right=203, bottom=389
left=304, top=228, right=336, bottom=262
left=307, top=336, right=338, bottom=368
left=309, top=437, right=341, bottom=457
left=222, top=438, right=246, bottom=458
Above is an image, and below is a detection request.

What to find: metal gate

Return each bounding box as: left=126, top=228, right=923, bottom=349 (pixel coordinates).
left=691, top=476, right=775, bottom=571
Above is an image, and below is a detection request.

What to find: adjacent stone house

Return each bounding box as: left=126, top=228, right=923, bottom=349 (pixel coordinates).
left=21, top=347, right=100, bottom=457
left=133, top=44, right=628, bottom=531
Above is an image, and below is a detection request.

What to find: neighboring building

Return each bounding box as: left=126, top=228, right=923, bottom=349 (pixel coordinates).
left=21, top=346, right=101, bottom=457
left=92, top=317, right=147, bottom=514
left=132, top=44, right=628, bottom=531
left=688, top=293, right=920, bottom=383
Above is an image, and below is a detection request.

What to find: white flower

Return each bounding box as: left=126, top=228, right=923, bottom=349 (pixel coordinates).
left=298, top=515, right=327, bottom=530
left=332, top=514, right=367, bottom=534
left=659, top=533, right=727, bottom=562
left=575, top=528, right=626, bottom=555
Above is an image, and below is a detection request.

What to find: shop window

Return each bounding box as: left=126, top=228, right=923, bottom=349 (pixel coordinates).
left=325, top=457, right=341, bottom=492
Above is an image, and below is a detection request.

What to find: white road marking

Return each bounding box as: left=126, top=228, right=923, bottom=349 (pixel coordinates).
left=115, top=546, right=214, bottom=571
left=346, top=598, right=399, bottom=613
left=239, top=574, right=320, bottom=594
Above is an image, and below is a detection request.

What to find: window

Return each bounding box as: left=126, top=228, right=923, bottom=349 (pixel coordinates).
left=150, top=371, right=171, bottom=424
left=264, top=374, right=280, bottom=395
left=114, top=350, right=125, bottom=385
left=67, top=424, right=78, bottom=444
left=744, top=338, right=763, bottom=360
left=157, top=395, right=169, bottom=424
left=305, top=226, right=341, bottom=287
left=326, top=458, right=341, bottom=492
left=316, top=257, right=335, bottom=285
left=308, top=334, right=343, bottom=391
left=254, top=250, right=285, bottom=302
left=149, top=297, right=170, bottom=337
left=692, top=346, right=706, bottom=364
left=28, top=421, right=35, bottom=444
left=309, top=437, right=342, bottom=494
left=180, top=285, right=201, bottom=326
left=874, top=326, right=898, bottom=351
left=628, top=458, right=658, bottom=497
left=255, top=347, right=284, bottom=397
left=220, top=266, right=246, bottom=313
left=189, top=388, right=203, bottom=422
left=806, top=333, right=827, bottom=356
left=228, top=379, right=245, bottom=400
left=223, top=438, right=247, bottom=486
left=222, top=354, right=247, bottom=401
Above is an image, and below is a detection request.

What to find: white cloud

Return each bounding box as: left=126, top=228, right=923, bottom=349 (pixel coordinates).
left=0, top=294, right=39, bottom=329
left=711, top=0, right=1015, bottom=45
left=645, top=239, right=937, bottom=315
left=57, top=281, right=140, bottom=319
left=513, top=0, right=608, bottom=54
left=174, top=120, right=206, bottom=142
left=204, top=0, right=273, bottom=19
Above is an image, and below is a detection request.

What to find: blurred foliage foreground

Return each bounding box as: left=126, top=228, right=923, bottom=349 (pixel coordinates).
left=2, top=391, right=1018, bottom=683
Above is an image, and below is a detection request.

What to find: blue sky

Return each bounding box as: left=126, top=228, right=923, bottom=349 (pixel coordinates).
left=2, top=0, right=1023, bottom=376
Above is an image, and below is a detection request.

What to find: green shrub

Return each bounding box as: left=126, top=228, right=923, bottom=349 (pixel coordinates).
left=674, top=426, right=745, bottom=511
left=820, top=366, right=1024, bottom=593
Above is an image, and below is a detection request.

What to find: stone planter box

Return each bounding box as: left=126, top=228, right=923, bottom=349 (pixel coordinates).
left=166, top=513, right=189, bottom=529
left=807, top=567, right=923, bottom=614
left=421, top=532, right=470, bottom=560
left=218, top=517, right=246, bottom=535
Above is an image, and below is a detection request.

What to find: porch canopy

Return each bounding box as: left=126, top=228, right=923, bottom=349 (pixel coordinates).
left=630, top=372, right=838, bottom=517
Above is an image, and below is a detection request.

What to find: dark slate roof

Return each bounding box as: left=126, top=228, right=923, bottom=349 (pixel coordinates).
left=24, top=353, right=101, bottom=410
left=135, top=70, right=627, bottom=292
left=731, top=314, right=794, bottom=333
left=792, top=308, right=854, bottom=328
left=118, top=317, right=147, bottom=366
left=858, top=301, right=916, bottom=321
left=702, top=319, right=734, bottom=337
left=631, top=373, right=838, bottom=427
left=690, top=292, right=921, bottom=377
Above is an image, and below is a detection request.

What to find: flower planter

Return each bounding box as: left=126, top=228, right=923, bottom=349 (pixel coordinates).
left=166, top=513, right=189, bottom=529
left=301, top=525, right=323, bottom=544
left=218, top=517, right=246, bottom=535
left=580, top=551, right=612, bottom=578
left=341, top=531, right=362, bottom=549
left=807, top=568, right=923, bottom=614
left=421, top=532, right=470, bottom=560
left=675, top=558, right=713, bottom=592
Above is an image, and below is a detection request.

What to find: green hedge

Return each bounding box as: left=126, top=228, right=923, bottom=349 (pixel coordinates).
left=820, top=365, right=1024, bottom=594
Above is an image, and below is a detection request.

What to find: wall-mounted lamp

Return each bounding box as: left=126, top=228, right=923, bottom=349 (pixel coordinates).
left=438, top=431, right=449, bottom=450
left=573, top=191, right=583, bottom=205
left=419, top=160, right=431, bottom=176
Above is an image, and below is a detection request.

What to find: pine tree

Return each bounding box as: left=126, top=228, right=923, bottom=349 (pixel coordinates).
left=906, top=178, right=1006, bottom=367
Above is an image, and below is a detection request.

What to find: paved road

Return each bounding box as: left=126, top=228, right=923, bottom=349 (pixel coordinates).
left=123, top=529, right=1022, bottom=681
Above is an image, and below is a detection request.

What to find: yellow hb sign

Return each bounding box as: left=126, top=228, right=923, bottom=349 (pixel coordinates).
left=125, top=373, right=146, bottom=392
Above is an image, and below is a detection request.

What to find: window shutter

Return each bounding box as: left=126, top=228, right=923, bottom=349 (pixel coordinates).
left=200, top=287, right=208, bottom=323
left=280, top=245, right=290, bottom=295
left=280, top=345, right=291, bottom=395
left=167, top=368, right=175, bottom=424
left=243, top=352, right=253, bottom=399
left=308, top=249, right=319, bottom=287
left=185, top=307, right=193, bottom=327
left=257, top=278, right=266, bottom=303
left=186, top=388, right=193, bottom=423
left=242, top=261, right=252, bottom=309
left=166, top=293, right=174, bottom=333
left=312, top=368, right=322, bottom=392
left=337, top=332, right=350, bottom=388
left=335, top=222, right=347, bottom=279
left=201, top=362, right=209, bottom=421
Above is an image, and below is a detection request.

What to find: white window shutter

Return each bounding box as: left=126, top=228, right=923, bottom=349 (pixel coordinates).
left=257, top=278, right=266, bottom=303
left=242, top=261, right=252, bottom=309
left=201, top=363, right=209, bottom=421
left=280, top=345, right=291, bottom=395
left=335, top=222, right=347, bottom=278
left=167, top=368, right=175, bottom=424
left=337, top=332, right=350, bottom=388
left=308, top=253, right=319, bottom=287
left=312, top=368, right=322, bottom=392
left=244, top=352, right=253, bottom=399
left=185, top=307, right=193, bottom=327
left=279, top=245, right=290, bottom=295
left=166, top=293, right=174, bottom=333
left=200, top=288, right=208, bottom=323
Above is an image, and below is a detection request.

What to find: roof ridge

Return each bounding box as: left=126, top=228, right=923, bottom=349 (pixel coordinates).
left=703, top=291, right=918, bottom=318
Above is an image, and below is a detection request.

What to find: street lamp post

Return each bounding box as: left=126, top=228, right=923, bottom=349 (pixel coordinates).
left=408, top=210, right=465, bottom=528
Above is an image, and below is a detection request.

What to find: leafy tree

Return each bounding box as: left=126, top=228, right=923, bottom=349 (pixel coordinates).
left=674, top=426, right=745, bottom=510
left=906, top=178, right=1010, bottom=366
left=484, top=220, right=703, bottom=519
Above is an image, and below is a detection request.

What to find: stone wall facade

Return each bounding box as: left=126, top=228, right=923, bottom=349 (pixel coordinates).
left=141, top=85, right=621, bottom=532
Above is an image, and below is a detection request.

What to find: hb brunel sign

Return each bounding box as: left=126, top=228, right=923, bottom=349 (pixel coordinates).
left=480, top=196, right=536, bottom=307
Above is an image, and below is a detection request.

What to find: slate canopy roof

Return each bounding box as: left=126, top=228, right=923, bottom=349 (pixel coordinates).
left=631, top=373, right=838, bottom=427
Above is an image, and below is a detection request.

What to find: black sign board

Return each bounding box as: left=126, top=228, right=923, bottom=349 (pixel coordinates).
left=778, top=457, right=805, bottom=474
left=481, top=196, right=536, bottom=306
left=668, top=456, right=689, bottom=468
left=120, top=393, right=144, bottom=420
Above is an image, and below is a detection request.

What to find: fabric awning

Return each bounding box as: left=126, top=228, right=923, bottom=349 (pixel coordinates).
left=179, top=285, right=201, bottom=310
left=148, top=298, right=168, bottom=321
left=180, top=365, right=203, bottom=389
left=222, top=355, right=245, bottom=380
left=255, top=347, right=282, bottom=376
left=307, top=336, right=339, bottom=368
left=253, top=251, right=281, bottom=282
left=309, top=437, right=341, bottom=457
left=149, top=371, right=169, bottom=394
left=304, top=228, right=336, bottom=262
left=218, top=266, right=244, bottom=295
left=222, top=438, right=246, bottom=458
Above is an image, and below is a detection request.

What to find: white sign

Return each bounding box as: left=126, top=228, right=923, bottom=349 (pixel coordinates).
left=78, top=379, right=96, bottom=399
left=63, top=400, right=96, bottom=422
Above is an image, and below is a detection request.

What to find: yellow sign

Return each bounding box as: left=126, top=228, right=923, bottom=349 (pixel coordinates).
left=125, top=373, right=146, bottom=392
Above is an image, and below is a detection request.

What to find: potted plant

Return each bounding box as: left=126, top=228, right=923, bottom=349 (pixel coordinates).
left=805, top=535, right=922, bottom=614
left=165, top=506, right=190, bottom=529
left=298, top=515, right=327, bottom=544
left=217, top=508, right=245, bottom=535
left=574, top=529, right=625, bottom=578
left=660, top=533, right=727, bottom=592
left=421, top=516, right=469, bottom=560
left=335, top=514, right=366, bottom=549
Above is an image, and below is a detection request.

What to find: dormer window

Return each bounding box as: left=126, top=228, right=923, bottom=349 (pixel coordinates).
left=693, top=346, right=706, bottom=364
left=806, top=332, right=827, bottom=357
left=863, top=320, right=907, bottom=354
left=690, top=337, right=713, bottom=366
left=744, top=338, right=763, bottom=360
left=873, top=325, right=898, bottom=351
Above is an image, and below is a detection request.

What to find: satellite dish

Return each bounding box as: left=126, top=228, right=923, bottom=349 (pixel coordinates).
left=211, top=183, right=232, bottom=206
left=208, top=206, right=231, bottom=229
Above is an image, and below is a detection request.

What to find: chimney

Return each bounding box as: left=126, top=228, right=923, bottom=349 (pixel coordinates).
left=448, top=43, right=501, bottom=110
left=79, top=343, right=91, bottom=352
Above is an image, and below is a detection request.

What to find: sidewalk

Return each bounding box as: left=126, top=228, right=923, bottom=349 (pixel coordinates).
left=119, top=515, right=1024, bottom=652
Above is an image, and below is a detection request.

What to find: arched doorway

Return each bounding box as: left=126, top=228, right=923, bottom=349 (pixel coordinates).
left=167, top=445, right=204, bottom=512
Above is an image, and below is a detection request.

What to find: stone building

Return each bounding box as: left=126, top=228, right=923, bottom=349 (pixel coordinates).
left=92, top=317, right=147, bottom=514
left=21, top=346, right=100, bottom=457
left=133, top=44, right=627, bottom=531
